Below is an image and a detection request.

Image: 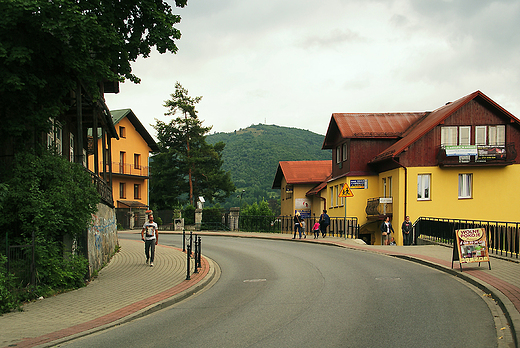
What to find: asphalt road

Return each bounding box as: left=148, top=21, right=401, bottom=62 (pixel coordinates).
left=57, top=234, right=498, bottom=348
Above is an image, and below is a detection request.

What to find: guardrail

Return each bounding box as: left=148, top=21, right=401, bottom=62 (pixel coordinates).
left=415, top=217, right=519, bottom=259
left=183, top=230, right=202, bottom=280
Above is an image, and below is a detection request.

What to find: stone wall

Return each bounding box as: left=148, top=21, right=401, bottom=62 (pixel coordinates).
left=87, top=203, right=118, bottom=276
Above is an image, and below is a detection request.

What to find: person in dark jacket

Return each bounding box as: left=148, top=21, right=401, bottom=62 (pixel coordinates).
left=401, top=215, right=413, bottom=246
left=293, top=212, right=303, bottom=239
left=380, top=216, right=395, bottom=245
left=319, top=209, right=330, bottom=238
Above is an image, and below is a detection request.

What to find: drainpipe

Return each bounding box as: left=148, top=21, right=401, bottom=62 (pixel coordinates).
left=391, top=158, right=407, bottom=221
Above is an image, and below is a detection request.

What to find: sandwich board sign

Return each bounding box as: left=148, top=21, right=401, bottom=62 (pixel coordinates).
left=451, top=228, right=491, bottom=271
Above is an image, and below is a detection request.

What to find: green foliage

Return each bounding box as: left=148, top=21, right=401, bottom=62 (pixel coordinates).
left=201, top=204, right=226, bottom=230
left=242, top=200, right=274, bottom=216
left=150, top=83, right=236, bottom=208
left=0, top=151, right=100, bottom=242
left=182, top=205, right=196, bottom=225
left=206, top=124, right=331, bottom=211
left=0, top=0, right=187, bottom=150
left=0, top=255, right=19, bottom=314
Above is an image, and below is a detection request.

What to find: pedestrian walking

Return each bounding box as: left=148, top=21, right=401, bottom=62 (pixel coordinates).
left=401, top=215, right=413, bottom=246
left=313, top=219, right=320, bottom=239
left=319, top=209, right=330, bottom=238
left=141, top=214, right=159, bottom=267
left=293, top=212, right=303, bottom=239
left=380, top=216, right=394, bottom=245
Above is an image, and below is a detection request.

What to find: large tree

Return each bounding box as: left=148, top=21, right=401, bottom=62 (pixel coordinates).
left=0, top=0, right=187, bottom=147
left=151, top=82, right=236, bottom=208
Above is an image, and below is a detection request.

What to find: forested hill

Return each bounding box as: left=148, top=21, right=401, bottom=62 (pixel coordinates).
left=206, top=124, right=331, bottom=210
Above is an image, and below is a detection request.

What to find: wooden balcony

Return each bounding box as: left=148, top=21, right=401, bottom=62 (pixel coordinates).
left=437, top=143, right=516, bottom=167
left=366, top=197, right=393, bottom=219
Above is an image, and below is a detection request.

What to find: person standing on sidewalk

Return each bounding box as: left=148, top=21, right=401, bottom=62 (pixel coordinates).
left=380, top=216, right=394, bottom=245
left=319, top=209, right=330, bottom=238
left=401, top=215, right=413, bottom=246
left=141, top=214, right=159, bottom=267
left=293, top=212, right=303, bottom=239
left=313, top=219, right=320, bottom=239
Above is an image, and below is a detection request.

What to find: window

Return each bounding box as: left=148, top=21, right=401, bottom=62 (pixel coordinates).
left=334, top=185, right=339, bottom=207
left=69, top=133, right=75, bottom=162
left=119, top=126, right=126, bottom=138
left=459, top=126, right=470, bottom=145
left=134, top=154, right=141, bottom=169
left=382, top=178, right=387, bottom=197
left=329, top=187, right=334, bottom=208
left=47, top=119, right=63, bottom=155
left=388, top=177, right=392, bottom=197
left=441, top=126, right=458, bottom=146
left=475, top=126, right=487, bottom=145
left=458, top=174, right=472, bottom=199
left=342, top=143, right=348, bottom=161
left=489, top=125, right=505, bottom=146
left=119, top=151, right=126, bottom=174
left=336, top=146, right=341, bottom=164
left=119, top=182, right=126, bottom=199
left=134, top=184, right=141, bottom=199
left=417, top=174, right=431, bottom=200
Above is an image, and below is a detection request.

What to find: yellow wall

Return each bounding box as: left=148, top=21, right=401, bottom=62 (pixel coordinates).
left=406, top=164, right=520, bottom=223
left=89, top=117, right=153, bottom=207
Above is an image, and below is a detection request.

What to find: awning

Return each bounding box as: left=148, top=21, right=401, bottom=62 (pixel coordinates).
left=117, top=200, right=149, bottom=208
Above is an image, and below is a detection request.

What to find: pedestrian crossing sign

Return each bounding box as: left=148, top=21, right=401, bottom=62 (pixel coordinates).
left=338, top=183, right=354, bottom=197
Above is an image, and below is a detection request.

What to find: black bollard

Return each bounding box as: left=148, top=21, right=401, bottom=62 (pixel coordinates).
left=186, top=242, right=191, bottom=280
left=193, top=235, right=199, bottom=274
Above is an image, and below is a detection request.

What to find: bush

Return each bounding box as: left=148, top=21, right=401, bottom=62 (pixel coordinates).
left=183, top=205, right=195, bottom=225
left=0, top=255, right=19, bottom=314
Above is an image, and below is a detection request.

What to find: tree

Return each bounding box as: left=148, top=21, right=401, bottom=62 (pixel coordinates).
left=150, top=82, right=236, bottom=208
left=0, top=0, right=187, bottom=150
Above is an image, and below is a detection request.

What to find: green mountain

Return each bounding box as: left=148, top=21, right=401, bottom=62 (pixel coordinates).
left=206, top=124, right=331, bottom=212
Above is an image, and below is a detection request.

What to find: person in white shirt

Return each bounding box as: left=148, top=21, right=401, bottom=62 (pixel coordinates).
left=141, top=214, right=159, bottom=267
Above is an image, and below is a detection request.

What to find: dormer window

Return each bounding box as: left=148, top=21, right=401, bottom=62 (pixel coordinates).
left=336, top=145, right=341, bottom=164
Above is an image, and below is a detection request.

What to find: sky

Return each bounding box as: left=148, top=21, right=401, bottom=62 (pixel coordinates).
left=105, top=0, right=520, bottom=138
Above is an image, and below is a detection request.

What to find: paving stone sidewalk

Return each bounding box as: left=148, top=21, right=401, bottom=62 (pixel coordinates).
left=1, top=239, right=212, bottom=348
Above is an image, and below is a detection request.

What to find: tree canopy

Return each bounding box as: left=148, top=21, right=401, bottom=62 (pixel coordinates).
left=150, top=83, right=236, bottom=208
left=0, top=0, right=187, bottom=143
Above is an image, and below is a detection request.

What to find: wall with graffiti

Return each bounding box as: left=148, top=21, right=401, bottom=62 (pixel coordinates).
left=88, top=203, right=118, bottom=276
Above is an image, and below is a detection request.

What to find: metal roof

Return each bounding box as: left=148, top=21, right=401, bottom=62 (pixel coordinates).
left=272, top=160, right=332, bottom=189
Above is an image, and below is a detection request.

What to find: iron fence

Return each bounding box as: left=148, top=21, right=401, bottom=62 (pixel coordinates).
left=279, top=215, right=359, bottom=239
left=415, top=217, right=519, bottom=259
left=4, top=231, right=36, bottom=288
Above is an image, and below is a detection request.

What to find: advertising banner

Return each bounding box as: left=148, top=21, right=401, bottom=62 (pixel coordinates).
left=350, top=179, right=368, bottom=189
left=452, top=228, right=491, bottom=271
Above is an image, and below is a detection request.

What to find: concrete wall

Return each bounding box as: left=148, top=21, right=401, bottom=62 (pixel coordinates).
left=88, top=203, right=118, bottom=276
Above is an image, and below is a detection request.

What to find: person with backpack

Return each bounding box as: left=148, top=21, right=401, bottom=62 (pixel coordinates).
left=319, top=209, right=330, bottom=238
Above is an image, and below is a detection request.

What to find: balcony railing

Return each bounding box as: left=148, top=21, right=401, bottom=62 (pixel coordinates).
left=100, top=162, right=150, bottom=177
left=437, top=143, right=516, bottom=167
left=84, top=168, right=114, bottom=207
left=366, top=197, right=393, bottom=217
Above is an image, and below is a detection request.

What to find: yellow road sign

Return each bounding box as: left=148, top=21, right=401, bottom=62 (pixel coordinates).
left=338, top=183, right=354, bottom=197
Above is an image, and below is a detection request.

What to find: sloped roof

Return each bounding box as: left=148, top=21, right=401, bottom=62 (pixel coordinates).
left=370, top=90, right=520, bottom=163
left=272, top=160, right=332, bottom=189
left=322, top=112, right=427, bottom=149
left=110, top=109, right=159, bottom=152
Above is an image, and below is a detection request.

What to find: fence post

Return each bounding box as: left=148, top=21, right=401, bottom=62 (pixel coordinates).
left=193, top=234, right=199, bottom=274
left=197, top=236, right=202, bottom=269
left=186, top=241, right=191, bottom=280
left=182, top=229, right=186, bottom=252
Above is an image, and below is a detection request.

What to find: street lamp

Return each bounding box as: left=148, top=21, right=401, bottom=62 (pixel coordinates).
left=237, top=189, right=245, bottom=209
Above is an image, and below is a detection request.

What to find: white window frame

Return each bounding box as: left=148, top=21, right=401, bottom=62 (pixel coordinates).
left=336, top=146, right=341, bottom=164
left=334, top=185, right=339, bottom=207
left=459, top=126, right=471, bottom=146
left=417, top=174, right=431, bottom=200
left=342, top=143, right=348, bottom=161
left=489, top=125, right=506, bottom=146
left=329, top=187, right=334, bottom=208
left=69, top=133, right=75, bottom=162
left=441, top=126, right=458, bottom=147
left=475, top=126, right=487, bottom=145
left=458, top=174, right=472, bottom=199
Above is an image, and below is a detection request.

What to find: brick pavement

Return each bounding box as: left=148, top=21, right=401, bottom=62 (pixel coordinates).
left=0, top=239, right=214, bottom=348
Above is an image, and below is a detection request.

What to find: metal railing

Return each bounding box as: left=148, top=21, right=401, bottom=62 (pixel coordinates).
left=436, top=143, right=515, bottom=166
left=366, top=197, right=393, bottom=216
left=84, top=168, right=113, bottom=207
left=415, top=217, right=519, bottom=259
left=183, top=230, right=202, bottom=280
left=101, top=162, right=150, bottom=177
left=280, top=215, right=359, bottom=239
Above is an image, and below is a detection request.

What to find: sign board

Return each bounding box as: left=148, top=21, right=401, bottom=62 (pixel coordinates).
left=445, top=145, right=478, bottom=157
left=350, top=179, right=368, bottom=189
left=379, top=197, right=392, bottom=204
left=452, top=228, right=491, bottom=271
left=338, top=183, right=354, bottom=197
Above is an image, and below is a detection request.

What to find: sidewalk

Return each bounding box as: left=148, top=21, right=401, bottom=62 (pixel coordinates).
left=2, top=231, right=519, bottom=348
left=0, top=238, right=216, bottom=348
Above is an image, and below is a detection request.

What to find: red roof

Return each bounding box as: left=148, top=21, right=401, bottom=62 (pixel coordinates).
left=370, top=90, right=520, bottom=163
left=272, top=160, right=332, bottom=189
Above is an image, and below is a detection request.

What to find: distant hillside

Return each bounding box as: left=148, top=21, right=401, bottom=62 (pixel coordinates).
left=206, top=124, right=331, bottom=211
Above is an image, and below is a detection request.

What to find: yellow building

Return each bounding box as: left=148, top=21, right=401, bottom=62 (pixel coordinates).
left=90, top=109, right=159, bottom=228
left=275, top=91, right=520, bottom=245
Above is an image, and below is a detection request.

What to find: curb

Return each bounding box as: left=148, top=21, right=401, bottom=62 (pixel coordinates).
left=33, top=256, right=220, bottom=348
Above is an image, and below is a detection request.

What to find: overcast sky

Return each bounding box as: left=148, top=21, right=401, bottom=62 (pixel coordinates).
left=105, top=0, right=520, bottom=138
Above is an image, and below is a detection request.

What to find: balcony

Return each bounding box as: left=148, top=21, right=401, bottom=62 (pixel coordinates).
left=84, top=168, right=114, bottom=207
left=437, top=143, right=516, bottom=167
left=366, top=197, right=393, bottom=219
left=100, top=162, right=150, bottom=177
